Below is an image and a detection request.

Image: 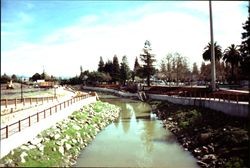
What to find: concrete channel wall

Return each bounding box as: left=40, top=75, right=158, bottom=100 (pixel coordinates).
left=83, top=86, right=138, bottom=98
left=83, top=86, right=249, bottom=118
left=0, top=96, right=96, bottom=159
left=148, top=94, right=249, bottom=117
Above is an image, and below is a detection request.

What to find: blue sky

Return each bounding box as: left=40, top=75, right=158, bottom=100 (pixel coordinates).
left=1, top=1, right=248, bottom=77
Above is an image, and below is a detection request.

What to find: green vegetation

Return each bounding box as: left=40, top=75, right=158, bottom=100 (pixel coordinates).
left=140, top=40, right=156, bottom=86
left=159, top=53, right=189, bottom=85
left=240, top=5, right=250, bottom=79
left=0, top=73, right=21, bottom=84
left=177, top=109, right=201, bottom=129
left=30, top=71, right=57, bottom=82
left=151, top=100, right=249, bottom=168
left=0, top=101, right=120, bottom=167
left=111, top=55, right=120, bottom=83
left=120, top=55, right=131, bottom=86
left=202, top=42, right=223, bottom=62
left=2, top=5, right=250, bottom=87
left=2, top=6, right=249, bottom=87
left=131, top=56, right=142, bottom=82
left=225, top=157, right=244, bottom=168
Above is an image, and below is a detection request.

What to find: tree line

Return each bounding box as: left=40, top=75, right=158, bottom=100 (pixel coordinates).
left=1, top=5, right=249, bottom=87
left=73, top=40, right=156, bottom=86
left=63, top=5, right=250, bottom=87
left=0, top=72, right=57, bottom=84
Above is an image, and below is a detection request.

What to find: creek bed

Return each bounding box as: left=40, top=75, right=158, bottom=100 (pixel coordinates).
left=75, top=95, right=198, bottom=167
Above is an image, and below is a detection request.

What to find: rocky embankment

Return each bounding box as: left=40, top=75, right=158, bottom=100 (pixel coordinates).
left=150, top=101, right=249, bottom=168
left=0, top=101, right=120, bottom=167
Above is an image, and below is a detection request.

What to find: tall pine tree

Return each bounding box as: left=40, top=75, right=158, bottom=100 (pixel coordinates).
left=140, top=40, right=156, bottom=86
left=132, top=57, right=141, bottom=82
left=98, top=56, right=105, bottom=72
left=103, top=60, right=113, bottom=76
left=120, top=55, right=130, bottom=86
left=112, top=55, right=120, bottom=83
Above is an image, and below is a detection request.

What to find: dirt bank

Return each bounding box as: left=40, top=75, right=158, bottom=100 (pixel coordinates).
left=149, top=100, right=249, bottom=168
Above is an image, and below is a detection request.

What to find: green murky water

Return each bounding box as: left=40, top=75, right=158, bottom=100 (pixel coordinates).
left=75, top=95, right=198, bottom=167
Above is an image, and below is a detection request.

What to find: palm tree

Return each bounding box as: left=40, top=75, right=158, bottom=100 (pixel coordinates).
left=223, top=44, right=241, bottom=82
left=202, top=42, right=222, bottom=62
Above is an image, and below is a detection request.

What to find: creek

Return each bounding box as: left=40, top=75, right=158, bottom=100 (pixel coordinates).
left=75, top=95, right=198, bottom=167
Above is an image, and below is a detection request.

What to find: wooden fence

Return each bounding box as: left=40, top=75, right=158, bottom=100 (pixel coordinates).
left=0, top=94, right=91, bottom=139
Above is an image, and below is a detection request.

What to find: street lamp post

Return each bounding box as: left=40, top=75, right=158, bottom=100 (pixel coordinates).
left=54, top=80, right=57, bottom=98
left=190, top=72, right=193, bottom=88
left=209, top=0, right=216, bottom=91
left=21, top=78, right=24, bottom=102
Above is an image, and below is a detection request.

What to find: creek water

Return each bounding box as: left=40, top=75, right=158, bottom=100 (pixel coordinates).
left=75, top=95, right=198, bottom=167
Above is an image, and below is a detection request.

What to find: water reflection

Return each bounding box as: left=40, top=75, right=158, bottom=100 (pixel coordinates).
left=75, top=97, right=198, bottom=168
left=140, top=121, right=155, bottom=153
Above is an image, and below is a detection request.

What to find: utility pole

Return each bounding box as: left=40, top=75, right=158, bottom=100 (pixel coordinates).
left=209, top=0, right=216, bottom=91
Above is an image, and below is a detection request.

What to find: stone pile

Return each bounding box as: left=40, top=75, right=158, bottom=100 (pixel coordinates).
left=0, top=101, right=120, bottom=167
left=150, top=101, right=249, bottom=168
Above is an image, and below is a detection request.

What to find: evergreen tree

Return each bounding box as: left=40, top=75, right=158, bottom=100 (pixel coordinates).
left=0, top=73, right=11, bottom=83
left=98, top=56, right=105, bottom=72
left=140, top=40, right=156, bottom=86
left=80, top=65, right=83, bottom=74
left=79, top=65, right=84, bottom=82
left=240, top=4, right=250, bottom=79
left=134, top=57, right=140, bottom=72
left=112, top=55, right=120, bottom=83
left=120, top=55, right=130, bottom=85
left=132, top=57, right=141, bottom=82
left=30, top=73, right=41, bottom=81
left=11, top=74, right=18, bottom=82
left=41, top=72, right=51, bottom=80
left=103, top=60, right=113, bottom=80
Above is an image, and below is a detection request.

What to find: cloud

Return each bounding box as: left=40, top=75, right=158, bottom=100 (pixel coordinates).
left=179, top=1, right=247, bottom=46
left=26, top=2, right=35, bottom=10
left=78, top=15, right=99, bottom=25
left=1, top=1, right=248, bottom=77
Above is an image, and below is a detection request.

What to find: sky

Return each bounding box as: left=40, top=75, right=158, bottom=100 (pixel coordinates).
left=1, top=0, right=249, bottom=78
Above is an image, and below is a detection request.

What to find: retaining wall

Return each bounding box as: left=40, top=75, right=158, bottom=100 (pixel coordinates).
left=83, top=86, right=138, bottom=98
left=83, top=86, right=249, bottom=118
left=148, top=94, right=248, bottom=117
